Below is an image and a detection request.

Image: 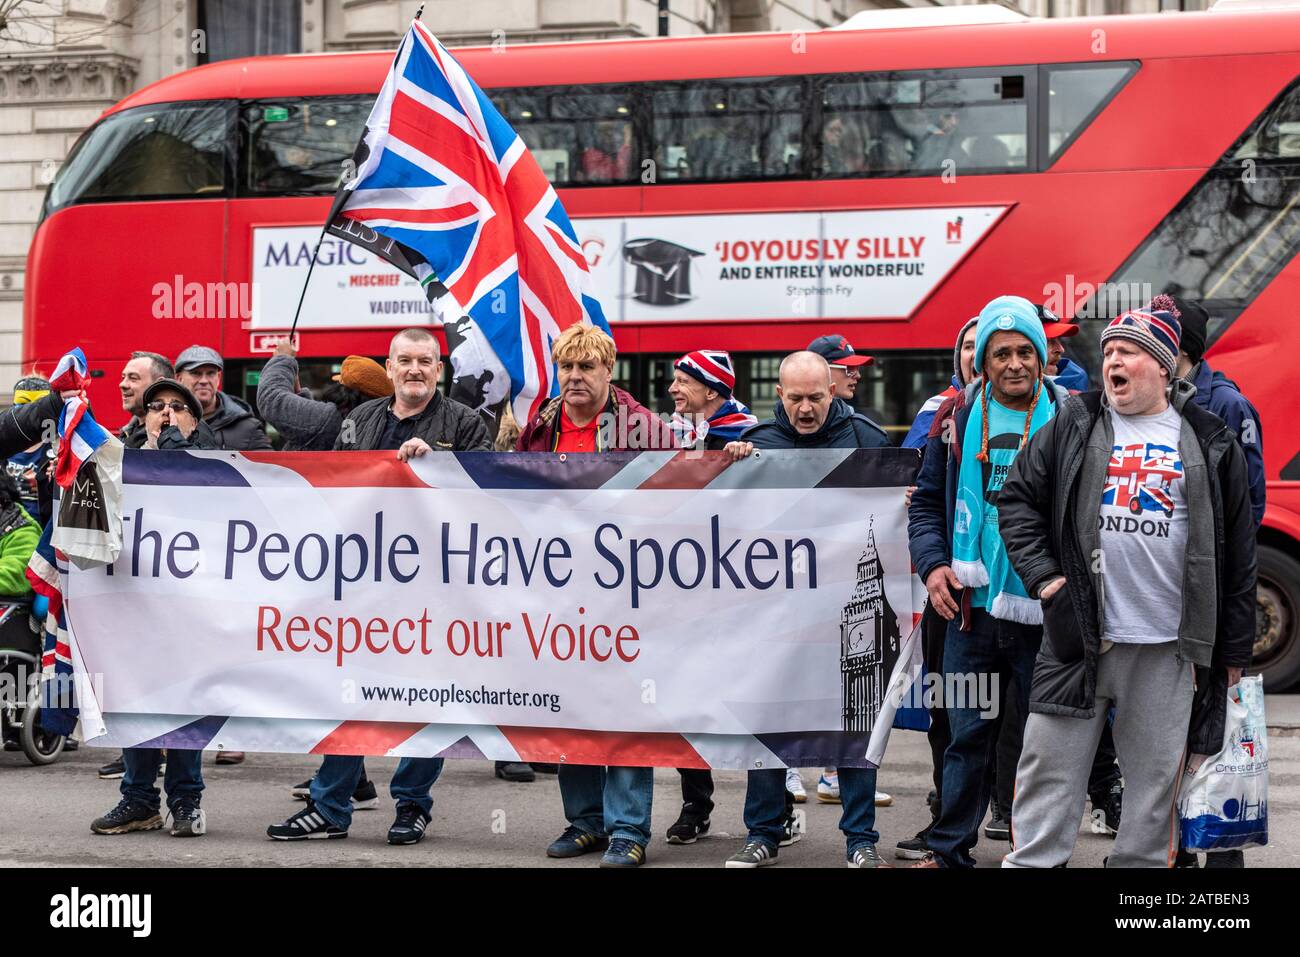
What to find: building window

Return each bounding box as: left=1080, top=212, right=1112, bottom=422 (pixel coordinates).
left=197, top=0, right=301, bottom=64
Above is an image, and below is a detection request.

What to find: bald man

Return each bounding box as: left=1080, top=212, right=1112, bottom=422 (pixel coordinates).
left=722, top=350, right=890, bottom=869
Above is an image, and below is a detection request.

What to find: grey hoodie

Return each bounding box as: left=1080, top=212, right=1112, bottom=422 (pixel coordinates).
left=204, top=391, right=272, bottom=451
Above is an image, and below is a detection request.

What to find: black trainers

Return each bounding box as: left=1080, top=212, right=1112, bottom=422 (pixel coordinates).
left=290, top=778, right=312, bottom=800
left=546, top=825, right=609, bottom=858
left=168, top=796, right=206, bottom=837
left=726, top=840, right=778, bottom=868
left=984, top=804, right=1011, bottom=841
left=665, top=807, right=711, bottom=845
left=267, top=801, right=348, bottom=840
left=495, top=761, right=536, bottom=783
left=352, top=777, right=379, bottom=810
left=895, top=827, right=932, bottom=861
left=91, top=798, right=162, bottom=835
left=387, top=803, right=432, bottom=845
left=1089, top=782, right=1122, bottom=836
left=97, top=756, right=126, bottom=780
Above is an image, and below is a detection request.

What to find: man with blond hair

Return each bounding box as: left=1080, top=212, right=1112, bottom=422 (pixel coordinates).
left=517, top=323, right=675, bottom=867
left=516, top=323, right=675, bottom=453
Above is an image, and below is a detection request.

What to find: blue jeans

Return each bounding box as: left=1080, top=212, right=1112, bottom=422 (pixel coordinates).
left=310, top=755, right=443, bottom=830
left=121, top=747, right=203, bottom=811
left=927, top=609, right=1040, bottom=868
left=558, top=764, right=653, bottom=846
left=744, top=766, right=878, bottom=853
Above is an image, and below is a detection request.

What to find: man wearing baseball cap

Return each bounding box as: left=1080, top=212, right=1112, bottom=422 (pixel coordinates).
left=174, top=345, right=272, bottom=452
left=1035, top=305, right=1089, bottom=392
left=998, top=296, right=1256, bottom=867
left=807, top=334, right=874, bottom=403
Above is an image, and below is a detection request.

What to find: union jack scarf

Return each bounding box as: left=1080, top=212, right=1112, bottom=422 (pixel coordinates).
left=670, top=397, right=759, bottom=447
left=49, top=347, right=111, bottom=488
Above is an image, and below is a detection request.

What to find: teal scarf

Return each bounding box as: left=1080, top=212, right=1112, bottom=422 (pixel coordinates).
left=952, top=381, right=1055, bottom=624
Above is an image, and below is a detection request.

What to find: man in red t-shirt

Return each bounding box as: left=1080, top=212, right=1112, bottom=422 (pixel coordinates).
left=516, top=323, right=674, bottom=867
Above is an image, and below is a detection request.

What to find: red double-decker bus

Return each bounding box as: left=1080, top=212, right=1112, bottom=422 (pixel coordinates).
left=23, top=9, right=1300, bottom=687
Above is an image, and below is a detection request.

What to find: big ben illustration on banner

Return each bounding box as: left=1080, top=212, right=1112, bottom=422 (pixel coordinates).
left=840, top=519, right=902, bottom=733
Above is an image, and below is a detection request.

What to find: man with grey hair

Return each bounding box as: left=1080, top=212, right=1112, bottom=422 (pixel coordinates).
left=268, top=327, right=491, bottom=847
left=174, top=344, right=272, bottom=451
left=333, top=328, right=490, bottom=458
left=119, top=351, right=175, bottom=448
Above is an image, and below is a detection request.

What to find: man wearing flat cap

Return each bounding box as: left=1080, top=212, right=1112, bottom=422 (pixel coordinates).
left=174, top=344, right=272, bottom=451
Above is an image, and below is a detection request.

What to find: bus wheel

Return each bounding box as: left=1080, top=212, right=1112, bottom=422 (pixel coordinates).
left=1255, top=544, right=1300, bottom=691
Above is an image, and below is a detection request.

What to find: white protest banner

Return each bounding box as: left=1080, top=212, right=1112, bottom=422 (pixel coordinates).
left=66, top=448, right=924, bottom=768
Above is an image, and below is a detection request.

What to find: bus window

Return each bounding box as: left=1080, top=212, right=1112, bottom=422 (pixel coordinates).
left=491, top=87, right=639, bottom=187
left=1045, top=63, right=1138, bottom=164
left=243, top=97, right=372, bottom=195
left=1231, top=80, right=1300, bottom=161
left=43, top=101, right=231, bottom=217
left=652, top=78, right=803, bottom=182
left=819, top=70, right=1029, bottom=179
left=1091, top=79, right=1300, bottom=348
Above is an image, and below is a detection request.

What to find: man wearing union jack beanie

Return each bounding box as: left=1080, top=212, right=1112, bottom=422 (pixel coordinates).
left=997, top=295, right=1257, bottom=867
left=667, top=350, right=758, bottom=451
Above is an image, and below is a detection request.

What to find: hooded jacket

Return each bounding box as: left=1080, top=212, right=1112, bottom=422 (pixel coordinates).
left=0, top=501, right=39, bottom=596
left=1189, top=359, right=1265, bottom=527
left=903, top=375, right=961, bottom=450
left=204, top=392, right=272, bottom=451
left=256, top=354, right=343, bottom=451
left=516, top=386, right=677, bottom=452
left=742, top=396, right=890, bottom=450
left=996, top=380, right=1256, bottom=753
left=904, top=316, right=978, bottom=449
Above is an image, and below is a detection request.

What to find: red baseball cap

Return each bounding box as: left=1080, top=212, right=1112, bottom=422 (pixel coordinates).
left=808, top=334, right=874, bottom=367
left=1036, top=304, right=1078, bottom=339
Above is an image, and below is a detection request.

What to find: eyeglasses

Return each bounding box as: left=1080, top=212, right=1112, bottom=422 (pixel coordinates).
left=147, top=400, right=191, bottom=414
left=829, top=364, right=862, bottom=378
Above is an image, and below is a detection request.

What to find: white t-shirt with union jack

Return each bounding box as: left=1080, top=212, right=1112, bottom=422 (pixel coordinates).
left=1099, top=405, right=1188, bottom=644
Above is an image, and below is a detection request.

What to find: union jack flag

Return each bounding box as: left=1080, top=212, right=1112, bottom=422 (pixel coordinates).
left=26, top=518, right=77, bottom=736
left=326, top=18, right=611, bottom=426
left=1103, top=442, right=1183, bottom=516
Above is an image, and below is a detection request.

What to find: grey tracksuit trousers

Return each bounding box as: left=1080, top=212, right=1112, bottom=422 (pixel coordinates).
left=1004, top=641, right=1194, bottom=868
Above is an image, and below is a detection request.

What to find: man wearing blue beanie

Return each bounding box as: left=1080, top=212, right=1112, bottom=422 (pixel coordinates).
left=905, top=295, right=1071, bottom=867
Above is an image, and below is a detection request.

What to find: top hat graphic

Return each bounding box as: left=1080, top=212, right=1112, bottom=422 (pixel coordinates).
left=622, top=238, right=705, bottom=306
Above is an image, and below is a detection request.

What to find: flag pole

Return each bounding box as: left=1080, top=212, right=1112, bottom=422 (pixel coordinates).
left=288, top=229, right=328, bottom=338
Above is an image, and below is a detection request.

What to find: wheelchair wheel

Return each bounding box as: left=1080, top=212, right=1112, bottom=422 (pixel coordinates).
left=20, top=687, right=64, bottom=766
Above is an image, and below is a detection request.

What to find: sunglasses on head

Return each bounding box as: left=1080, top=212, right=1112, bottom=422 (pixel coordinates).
left=147, top=400, right=191, bottom=414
